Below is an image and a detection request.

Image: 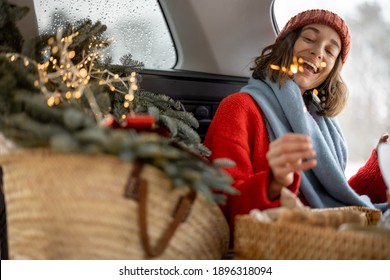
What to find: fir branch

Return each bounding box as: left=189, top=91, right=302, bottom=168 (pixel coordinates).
left=21, top=34, right=52, bottom=61
left=64, top=19, right=109, bottom=64
left=0, top=0, right=29, bottom=52
left=160, top=109, right=199, bottom=129
left=135, top=90, right=182, bottom=111
left=3, top=113, right=67, bottom=146
left=146, top=105, right=160, bottom=117
left=0, top=55, right=37, bottom=92
left=159, top=115, right=178, bottom=137
left=13, top=92, right=64, bottom=124
left=174, top=121, right=201, bottom=144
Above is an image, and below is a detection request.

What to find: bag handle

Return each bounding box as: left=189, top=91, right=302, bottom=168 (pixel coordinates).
left=124, top=161, right=196, bottom=258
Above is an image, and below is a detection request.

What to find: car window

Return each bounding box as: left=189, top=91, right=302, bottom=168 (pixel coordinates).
left=273, top=0, right=390, bottom=177
left=33, top=0, right=176, bottom=70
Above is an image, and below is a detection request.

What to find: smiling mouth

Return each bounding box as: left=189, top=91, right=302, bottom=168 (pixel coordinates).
left=302, top=60, right=318, bottom=74
left=268, top=57, right=326, bottom=76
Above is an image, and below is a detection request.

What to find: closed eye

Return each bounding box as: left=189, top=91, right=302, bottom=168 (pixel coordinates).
left=303, top=37, right=314, bottom=43
left=326, top=48, right=336, bottom=57
left=326, top=50, right=333, bottom=55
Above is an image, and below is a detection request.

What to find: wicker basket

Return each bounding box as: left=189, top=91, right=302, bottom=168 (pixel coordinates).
left=312, top=206, right=382, bottom=225
left=234, top=215, right=390, bottom=260
left=0, top=149, right=229, bottom=260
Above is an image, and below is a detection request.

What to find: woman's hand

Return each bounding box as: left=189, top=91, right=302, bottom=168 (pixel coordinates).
left=266, top=133, right=317, bottom=200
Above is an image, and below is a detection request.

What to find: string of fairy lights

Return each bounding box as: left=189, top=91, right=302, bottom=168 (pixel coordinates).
left=6, top=30, right=138, bottom=123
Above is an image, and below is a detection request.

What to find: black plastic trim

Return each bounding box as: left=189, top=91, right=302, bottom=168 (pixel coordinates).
left=138, top=69, right=248, bottom=139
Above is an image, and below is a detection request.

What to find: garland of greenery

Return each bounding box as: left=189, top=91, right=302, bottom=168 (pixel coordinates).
left=0, top=0, right=238, bottom=203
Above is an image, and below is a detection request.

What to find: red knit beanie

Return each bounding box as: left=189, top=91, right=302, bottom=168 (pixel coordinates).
left=276, top=9, right=351, bottom=64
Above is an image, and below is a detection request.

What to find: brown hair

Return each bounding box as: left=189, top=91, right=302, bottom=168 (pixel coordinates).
left=250, top=28, right=348, bottom=117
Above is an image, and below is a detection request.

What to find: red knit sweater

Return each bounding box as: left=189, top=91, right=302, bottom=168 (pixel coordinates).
left=204, top=92, right=387, bottom=229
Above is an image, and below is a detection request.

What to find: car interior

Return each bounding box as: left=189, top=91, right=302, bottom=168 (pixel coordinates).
left=11, top=0, right=389, bottom=149
left=1, top=0, right=389, bottom=262
left=11, top=0, right=280, bottom=140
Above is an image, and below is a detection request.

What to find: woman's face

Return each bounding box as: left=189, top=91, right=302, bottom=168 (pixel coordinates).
left=293, top=23, right=341, bottom=93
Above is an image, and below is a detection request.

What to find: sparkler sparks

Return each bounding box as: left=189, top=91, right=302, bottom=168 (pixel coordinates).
left=269, top=57, right=328, bottom=112
left=270, top=56, right=327, bottom=76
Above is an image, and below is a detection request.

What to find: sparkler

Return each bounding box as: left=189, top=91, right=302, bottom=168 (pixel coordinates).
left=270, top=56, right=327, bottom=77
left=269, top=56, right=327, bottom=111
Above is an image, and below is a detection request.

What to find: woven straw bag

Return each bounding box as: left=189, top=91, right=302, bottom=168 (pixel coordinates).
left=234, top=214, right=390, bottom=260
left=0, top=149, right=229, bottom=259
left=312, top=206, right=383, bottom=225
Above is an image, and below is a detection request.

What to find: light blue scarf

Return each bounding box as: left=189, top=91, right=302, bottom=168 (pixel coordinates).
left=241, top=77, right=376, bottom=209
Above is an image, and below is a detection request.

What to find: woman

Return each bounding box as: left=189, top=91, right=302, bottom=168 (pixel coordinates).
left=204, top=9, right=389, bottom=229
